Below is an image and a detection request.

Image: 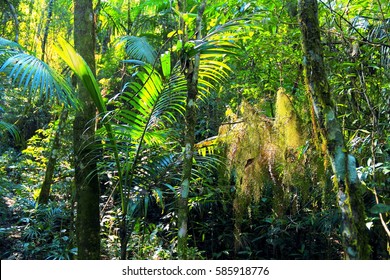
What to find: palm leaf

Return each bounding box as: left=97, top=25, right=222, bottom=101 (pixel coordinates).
left=99, top=1, right=127, bottom=35
left=0, top=38, right=22, bottom=65
left=0, top=39, right=77, bottom=107
left=0, top=120, right=20, bottom=141
left=178, top=19, right=242, bottom=100
left=99, top=61, right=186, bottom=209
left=0, top=37, right=22, bottom=50
left=55, top=38, right=126, bottom=212
left=193, top=44, right=236, bottom=100
left=117, top=36, right=157, bottom=64
left=113, top=63, right=186, bottom=143
left=192, top=40, right=238, bottom=56
left=55, top=38, right=105, bottom=112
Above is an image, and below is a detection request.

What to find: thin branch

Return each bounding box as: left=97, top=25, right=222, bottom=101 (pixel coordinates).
left=372, top=186, right=390, bottom=239
left=319, top=0, right=390, bottom=48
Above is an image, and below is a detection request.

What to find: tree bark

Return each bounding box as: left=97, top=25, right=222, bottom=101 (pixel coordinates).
left=298, top=0, right=370, bottom=259
left=73, top=0, right=100, bottom=259
left=37, top=107, right=68, bottom=205
left=41, top=0, right=55, bottom=62
left=177, top=0, right=206, bottom=260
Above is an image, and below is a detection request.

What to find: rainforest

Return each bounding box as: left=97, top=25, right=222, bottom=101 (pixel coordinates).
left=0, top=0, right=389, bottom=260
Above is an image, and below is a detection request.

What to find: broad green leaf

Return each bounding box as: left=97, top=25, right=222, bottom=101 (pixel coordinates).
left=55, top=38, right=105, bottom=113
left=161, top=51, right=171, bottom=77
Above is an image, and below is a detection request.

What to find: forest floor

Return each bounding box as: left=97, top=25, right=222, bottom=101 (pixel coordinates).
left=0, top=186, right=25, bottom=260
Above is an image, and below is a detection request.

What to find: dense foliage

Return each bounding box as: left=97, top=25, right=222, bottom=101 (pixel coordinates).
left=0, top=0, right=389, bottom=260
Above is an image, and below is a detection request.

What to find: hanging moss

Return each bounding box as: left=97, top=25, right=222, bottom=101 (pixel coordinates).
left=274, top=88, right=303, bottom=150
left=218, top=91, right=325, bottom=251
left=220, top=100, right=274, bottom=205
left=274, top=87, right=308, bottom=201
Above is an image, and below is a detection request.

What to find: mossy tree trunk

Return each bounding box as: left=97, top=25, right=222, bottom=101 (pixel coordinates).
left=73, top=0, right=100, bottom=259
left=298, top=0, right=370, bottom=259
left=41, top=0, right=54, bottom=62
left=177, top=0, right=206, bottom=260
left=37, top=107, right=68, bottom=205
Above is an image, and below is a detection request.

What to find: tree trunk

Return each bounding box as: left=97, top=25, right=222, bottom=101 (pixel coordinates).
left=4, top=0, right=19, bottom=43
left=177, top=0, right=206, bottom=260
left=36, top=0, right=62, bottom=204
left=37, top=107, right=68, bottom=205
left=73, top=0, right=100, bottom=260
left=41, top=0, right=55, bottom=62
left=298, top=0, right=370, bottom=259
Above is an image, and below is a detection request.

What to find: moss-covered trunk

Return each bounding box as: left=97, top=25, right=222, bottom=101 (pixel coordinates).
left=177, top=0, right=206, bottom=259
left=73, top=0, right=100, bottom=259
left=40, top=0, right=54, bottom=62
left=37, top=107, right=68, bottom=205
left=298, top=0, right=370, bottom=259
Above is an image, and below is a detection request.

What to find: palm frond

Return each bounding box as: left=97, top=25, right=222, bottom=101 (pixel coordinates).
left=99, top=1, right=127, bottom=35
left=55, top=38, right=105, bottom=112
left=0, top=37, right=22, bottom=49
left=97, top=62, right=186, bottom=215
left=0, top=38, right=22, bottom=65
left=0, top=120, right=20, bottom=141
left=193, top=46, right=235, bottom=100
left=0, top=37, right=77, bottom=107
left=117, top=36, right=157, bottom=65
left=134, top=153, right=181, bottom=189
left=179, top=19, right=243, bottom=100
left=193, top=40, right=238, bottom=56
left=112, top=63, right=186, bottom=144
left=55, top=38, right=126, bottom=212
left=204, top=15, right=256, bottom=41
left=191, top=154, right=223, bottom=185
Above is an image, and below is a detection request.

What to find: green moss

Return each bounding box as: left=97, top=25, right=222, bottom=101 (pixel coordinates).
left=218, top=93, right=320, bottom=248
left=275, top=88, right=303, bottom=149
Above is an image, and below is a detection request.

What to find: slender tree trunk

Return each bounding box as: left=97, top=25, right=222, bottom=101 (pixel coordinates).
left=127, top=0, right=132, bottom=35
left=41, top=0, right=55, bottom=62
left=37, top=107, right=68, bottom=205
left=26, top=0, right=35, bottom=36
left=177, top=0, right=206, bottom=260
left=298, top=0, right=370, bottom=259
left=73, top=0, right=100, bottom=260
left=4, top=0, right=19, bottom=43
